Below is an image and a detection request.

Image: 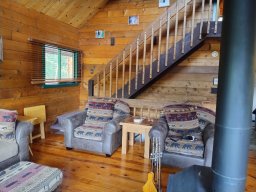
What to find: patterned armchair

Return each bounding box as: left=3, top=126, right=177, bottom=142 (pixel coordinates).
left=64, top=98, right=130, bottom=156
left=149, top=104, right=215, bottom=168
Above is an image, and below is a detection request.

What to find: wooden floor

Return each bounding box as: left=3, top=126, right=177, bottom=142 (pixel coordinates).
left=30, top=133, right=256, bottom=192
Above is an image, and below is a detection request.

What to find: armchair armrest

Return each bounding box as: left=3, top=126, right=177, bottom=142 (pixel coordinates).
left=16, top=121, right=33, bottom=141
left=149, top=117, right=169, bottom=152
left=15, top=121, right=33, bottom=161
left=203, top=123, right=215, bottom=166
left=104, top=120, right=120, bottom=134
left=104, top=114, right=129, bottom=134
left=64, top=111, right=87, bottom=148
left=102, top=114, right=129, bottom=155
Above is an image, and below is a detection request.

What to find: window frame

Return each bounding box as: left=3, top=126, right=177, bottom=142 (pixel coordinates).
left=42, top=45, right=80, bottom=88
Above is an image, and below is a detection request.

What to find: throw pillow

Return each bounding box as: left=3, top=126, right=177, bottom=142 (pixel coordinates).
left=195, top=106, right=216, bottom=130
left=113, top=100, right=130, bottom=119
left=0, top=109, right=17, bottom=142
left=85, top=98, right=115, bottom=128
left=164, top=104, right=199, bottom=130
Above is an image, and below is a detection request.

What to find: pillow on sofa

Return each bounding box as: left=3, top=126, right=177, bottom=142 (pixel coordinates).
left=164, top=104, right=199, bottom=131
left=113, top=100, right=130, bottom=119
left=187, top=105, right=216, bottom=130
left=85, top=98, right=115, bottom=128
left=0, top=109, right=17, bottom=142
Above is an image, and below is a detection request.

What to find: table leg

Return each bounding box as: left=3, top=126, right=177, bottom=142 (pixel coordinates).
left=144, top=131, right=150, bottom=158
left=40, top=122, right=45, bottom=139
left=29, top=146, right=33, bottom=156
left=129, top=132, right=134, bottom=145
left=29, top=133, right=33, bottom=144
left=122, top=126, right=128, bottom=155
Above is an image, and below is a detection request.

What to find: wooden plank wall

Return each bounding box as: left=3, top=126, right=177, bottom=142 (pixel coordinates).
left=137, top=39, right=219, bottom=103
left=0, top=1, right=80, bottom=132
left=79, top=0, right=219, bottom=107
left=79, top=0, right=171, bottom=107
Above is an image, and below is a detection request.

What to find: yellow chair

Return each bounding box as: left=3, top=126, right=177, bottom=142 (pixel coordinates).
left=24, top=105, right=46, bottom=143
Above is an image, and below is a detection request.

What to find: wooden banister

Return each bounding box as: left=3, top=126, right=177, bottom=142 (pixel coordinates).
left=91, top=0, right=194, bottom=83
left=88, top=0, right=218, bottom=99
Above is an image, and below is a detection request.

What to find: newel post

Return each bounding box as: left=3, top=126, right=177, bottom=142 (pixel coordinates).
left=88, top=80, right=94, bottom=97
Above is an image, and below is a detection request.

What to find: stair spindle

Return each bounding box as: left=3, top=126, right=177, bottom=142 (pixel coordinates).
left=190, top=0, right=196, bottom=46
left=129, top=45, right=132, bottom=95
left=103, top=68, right=106, bottom=97
left=207, top=0, right=213, bottom=34
left=135, top=38, right=139, bottom=90
left=115, top=58, right=119, bottom=98
left=173, top=2, right=179, bottom=60
left=97, top=74, right=100, bottom=97
left=214, top=0, right=220, bottom=33
left=90, top=0, right=219, bottom=99
left=109, top=63, right=112, bottom=97
left=142, top=32, right=147, bottom=84
left=199, top=0, right=205, bottom=39
left=122, top=51, right=125, bottom=98
left=165, top=12, right=170, bottom=66
left=182, top=0, right=187, bottom=53
left=157, top=18, right=162, bottom=72
left=150, top=25, right=154, bottom=78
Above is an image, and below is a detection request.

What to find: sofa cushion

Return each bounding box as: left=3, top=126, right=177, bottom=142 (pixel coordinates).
left=196, top=106, right=215, bottom=129
left=85, top=98, right=114, bottom=128
left=0, top=140, right=18, bottom=162
left=0, top=161, right=63, bottom=192
left=74, top=125, right=103, bottom=141
left=165, top=132, right=204, bottom=158
left=164, top=104, right=199, bottom=130
left=113, top=100, right=130, bottom=119
left=0, top=109, right=17, bottom=142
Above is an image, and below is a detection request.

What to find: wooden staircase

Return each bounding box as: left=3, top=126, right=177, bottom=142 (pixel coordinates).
left=88, top=0, right=222, bottom=99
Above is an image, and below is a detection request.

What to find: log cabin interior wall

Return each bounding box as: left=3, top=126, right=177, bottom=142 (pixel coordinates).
left=136, top=39, right=219, bottom=103
left=0, top=1, right=80, bottom=131
left=79, top=0, right=174, bottom=107
left=0, top=0, right=220, bottom=132
left=79, top=0, right=219, bottom=106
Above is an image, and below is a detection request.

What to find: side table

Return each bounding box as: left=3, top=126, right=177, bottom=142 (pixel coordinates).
left=120, top=116, right=156, bottom=158
left=24, top=105, right=46, bottom=144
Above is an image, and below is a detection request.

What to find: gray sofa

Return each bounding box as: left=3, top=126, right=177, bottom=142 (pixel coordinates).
left=0, top=121, right=33, bottom=171
left=149, top=105, right=215, bottom=168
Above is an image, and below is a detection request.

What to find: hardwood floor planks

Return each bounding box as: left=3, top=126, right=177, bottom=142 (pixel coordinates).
left=30, top=133, right=256, bottom=192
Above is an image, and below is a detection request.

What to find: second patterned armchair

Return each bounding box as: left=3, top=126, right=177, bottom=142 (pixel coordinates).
left=149, top=104, right=215, bottom=168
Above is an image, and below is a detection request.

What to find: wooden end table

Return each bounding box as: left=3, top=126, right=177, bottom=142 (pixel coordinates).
left=120, top=116, right=156, bottom=158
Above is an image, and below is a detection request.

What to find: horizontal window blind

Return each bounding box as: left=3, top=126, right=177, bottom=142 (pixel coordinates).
left=29, top=38, right=82, bottom=85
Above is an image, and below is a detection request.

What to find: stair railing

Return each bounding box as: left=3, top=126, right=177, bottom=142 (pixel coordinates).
left=88, top=0, right=221, bottom=98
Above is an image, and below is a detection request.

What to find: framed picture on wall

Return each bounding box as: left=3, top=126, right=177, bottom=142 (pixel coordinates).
left=159, top=0, right=170, bottom=7
left=128, top=16, right=139, bottom=25
left=95, top=30, right=105, bottom=39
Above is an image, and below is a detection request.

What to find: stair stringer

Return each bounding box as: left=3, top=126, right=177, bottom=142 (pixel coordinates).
left=115, top=21, right=222, bottom=99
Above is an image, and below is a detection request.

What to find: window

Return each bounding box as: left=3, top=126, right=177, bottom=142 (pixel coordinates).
left=30, top=39, right=81, bottom=88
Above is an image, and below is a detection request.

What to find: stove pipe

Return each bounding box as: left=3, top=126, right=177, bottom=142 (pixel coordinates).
left=212, top=0, right=256, bottom=191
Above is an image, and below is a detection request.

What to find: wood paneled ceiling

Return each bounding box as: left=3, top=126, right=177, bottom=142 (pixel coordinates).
left=13, top=0, right=109, bottom=28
